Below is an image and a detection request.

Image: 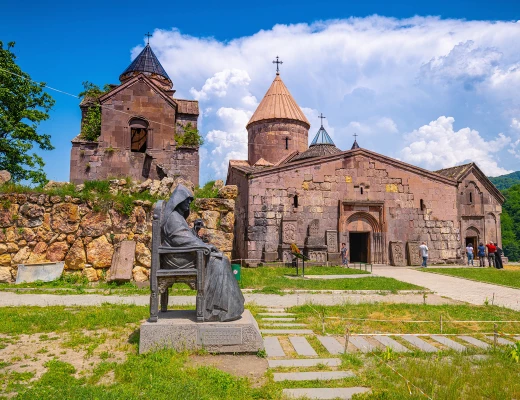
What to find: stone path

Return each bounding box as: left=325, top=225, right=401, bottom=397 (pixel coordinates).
left=303, top=275, right=372, bottom=280
left=373, top=266, right=520, bottom=311
left=283, top=388, right=370, bottom=399
left=0, top=291, right=456, bottom=307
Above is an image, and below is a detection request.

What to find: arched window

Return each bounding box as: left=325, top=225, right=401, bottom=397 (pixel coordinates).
left=293, top=195, right=299, bottom=208
left=420, top=199, right=425, bottom=211
left=360, top=187, right=364, bottom=195
left=129, top=118, right=148, bottom=153
left=469, top=192, right=473, bottom=204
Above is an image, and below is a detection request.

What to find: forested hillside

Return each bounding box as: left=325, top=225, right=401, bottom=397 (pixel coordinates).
left=501, top=184, right=520, bottom=261
left=489, top=171, right=520, bottom=190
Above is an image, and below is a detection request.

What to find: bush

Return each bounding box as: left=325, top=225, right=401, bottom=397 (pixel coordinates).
left=175, top=123, right=204, bottom=147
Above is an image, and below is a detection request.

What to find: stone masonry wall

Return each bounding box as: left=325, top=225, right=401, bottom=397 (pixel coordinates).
left=0, top=185, right=236, bottom=283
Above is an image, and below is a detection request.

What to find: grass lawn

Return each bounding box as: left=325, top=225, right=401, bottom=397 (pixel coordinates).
left=422, top=266, right=520, bottom=289
left=0, top=266, right=423, bottom=294
left=240, top=266, right=423, bottom=293
left=287, top=303, right=520, bottom=335
left=0, top=304, right=519, bottom=399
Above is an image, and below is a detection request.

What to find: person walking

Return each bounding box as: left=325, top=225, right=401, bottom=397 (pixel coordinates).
left=466, top=243, right=474, bottom=266
left=494, top=243, right=504, bottom=270
left=486, top=241, right=497, bottom=268
left=477, top=242, right=486, bottom=267
left=340, top=243, right=348, bottom=266
left=419, top=242, right=429, bottom=268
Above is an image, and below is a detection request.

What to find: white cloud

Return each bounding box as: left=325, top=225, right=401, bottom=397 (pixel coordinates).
left=134, top=18, right=520, bottom=182
left=401, top=116, right=512, bottom=176
left=511, top=118, right=520, bottom=131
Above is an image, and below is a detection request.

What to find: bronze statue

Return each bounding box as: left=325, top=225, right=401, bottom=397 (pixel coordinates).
left=160, top=185, right=244, bottom=322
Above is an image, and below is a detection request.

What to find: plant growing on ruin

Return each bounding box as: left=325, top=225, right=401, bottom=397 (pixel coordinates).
left=175, top=123, right=204, bottom=147
left=104, top=145, right=116, bottom=155
left=0, top=42, right=55, bottom=185
left=79, top=82, right=110, bottom=142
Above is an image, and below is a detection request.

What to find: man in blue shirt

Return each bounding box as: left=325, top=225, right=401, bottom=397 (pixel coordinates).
left=477, top=243, right=486, bottom=267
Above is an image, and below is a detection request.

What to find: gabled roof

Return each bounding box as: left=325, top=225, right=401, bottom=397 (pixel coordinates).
left=247, top=74, right=310, bottom=128
left=435, top=163, right=473, bottom=180
left=119, top=44, right=171, bottom=84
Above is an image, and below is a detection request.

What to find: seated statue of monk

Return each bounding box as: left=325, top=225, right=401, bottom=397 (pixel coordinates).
left=161, top=184, right=245, bottom=322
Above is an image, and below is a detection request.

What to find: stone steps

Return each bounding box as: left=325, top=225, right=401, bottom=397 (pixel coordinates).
left=268, top=358, right=341, bottom=368
left=485, top=336, right=516, bottom=346
left=282, top=387, right=371, bottom=400
left=261, top=329, right=314, bottom=335
left=273, top=371, right=355, bottom=382
left=289, top=336, right=318, bottom=356
left=261, top=317, right=296, bottom=322
left=258, top=312, right=295, bottom=316
left=262, top=323, right=307, bottom=327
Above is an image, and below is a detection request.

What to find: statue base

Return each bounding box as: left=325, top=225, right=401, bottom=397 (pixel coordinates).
left=139, top=309, right=264, bottom=354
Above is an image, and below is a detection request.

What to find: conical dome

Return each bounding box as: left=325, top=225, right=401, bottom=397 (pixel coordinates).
left=291, top=124, right=341, bottom=162
left=119, top=44, right=172, bottom=90
left=247, top=75, right=310, bottom=128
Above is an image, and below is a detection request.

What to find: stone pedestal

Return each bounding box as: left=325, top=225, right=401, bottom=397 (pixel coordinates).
left=327, top=253, right=341, bottom=264
left=139, top=309, right=264, bottom=354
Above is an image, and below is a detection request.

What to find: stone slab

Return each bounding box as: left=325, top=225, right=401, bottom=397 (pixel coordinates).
left=458, top=336, right=490, bottom=349
left=268, top=358, right=341, bottom=368
left=262, top=323, right=307, bottom=327
left=264, top=336, right=285, bottom=357
left=289, top=336, right=318, bottom=356
left=485, top=336, right=515, bottom=346
left=273, top=371, right=355, bottom=382
left=430, top=335, right=467, bottom=352
left=515, top=336, right=520, bottom=341
left=401, top=335, right=438, bottom=352
left=258, top=312, right=295, bottom=316
left=372, top=336, right=410, bottom=352
left=317, top=336, right=344, bottom=355
left=139, top=309, right=263, bottom=354
left=283, top=387, right=370, bottom=399
left=16, top=262, right=64, bottom=284
left=348, top=336, right=376, bottom=353
left=108, top=240, right=135, bottom=281
left=261, top=317, right=296, bottom=321
left=261, top=329, right=314, bottom=334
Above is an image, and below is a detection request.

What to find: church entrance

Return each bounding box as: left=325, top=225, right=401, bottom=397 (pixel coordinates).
left=349, top=232, right=370, bottom=263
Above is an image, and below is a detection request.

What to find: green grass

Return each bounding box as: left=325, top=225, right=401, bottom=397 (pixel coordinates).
left=240, top=266, right=423, bottom=292
left=422, top=267, right=520, bottom=289
left=289, top=303, right=520, bottom=335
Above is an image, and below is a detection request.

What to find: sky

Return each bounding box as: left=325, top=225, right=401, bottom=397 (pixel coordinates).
left=2, top=0, right=520, bottom=184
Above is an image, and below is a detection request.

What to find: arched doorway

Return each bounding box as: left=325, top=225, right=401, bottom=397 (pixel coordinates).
left=465, top=226, right=480, bottom=251
left=345, top=212, right=383, bottom=263
left=129, top=118, right=149, bottom=153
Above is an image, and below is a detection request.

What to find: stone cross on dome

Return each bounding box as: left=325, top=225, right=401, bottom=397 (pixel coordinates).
left=351, top=132, right=360, bottom=149
left=145, top=32, right=152, bottom=45
left=273, top=56, right=283, bottom=75
left=318, top=113, right=326, bottom=127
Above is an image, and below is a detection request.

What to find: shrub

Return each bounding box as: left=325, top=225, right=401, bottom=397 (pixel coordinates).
left=175, top=122, right=204, bottom=147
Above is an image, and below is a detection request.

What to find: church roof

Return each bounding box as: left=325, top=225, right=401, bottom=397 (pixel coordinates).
left=291, top=125, right=341, bottom=162
left=247, top=74, right=310, bottom=128
left=434, top=163, right=474, bottom=180
left=119, top=44, right=171, bottom=84
left=351, top=139, right=360, bottom=150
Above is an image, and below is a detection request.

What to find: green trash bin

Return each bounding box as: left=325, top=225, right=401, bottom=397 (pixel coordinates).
left=231, top=264, right=241, bottom=282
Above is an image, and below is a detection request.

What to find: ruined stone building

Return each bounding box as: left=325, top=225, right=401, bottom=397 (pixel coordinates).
left=226, top=71, right=504, bottom=265
left=70, top=44, right=200, bottom=185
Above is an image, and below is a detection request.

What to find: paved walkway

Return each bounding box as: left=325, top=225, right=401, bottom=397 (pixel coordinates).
left=0, top=291, right=455, bottom=307
left=373, top=266, right=520, bottom=311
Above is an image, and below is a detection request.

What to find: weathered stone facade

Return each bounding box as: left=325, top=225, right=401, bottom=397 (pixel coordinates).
left=70, top=45, right=200, bottom=185
left=227, top=148, right=503, bottom=265
left=0, top=186, right=236, bottom=283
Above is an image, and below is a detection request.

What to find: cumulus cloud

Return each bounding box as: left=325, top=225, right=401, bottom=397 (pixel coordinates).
left=401, top=116, right=512, bottom=176
left=133, top=17, right=520, bottom=182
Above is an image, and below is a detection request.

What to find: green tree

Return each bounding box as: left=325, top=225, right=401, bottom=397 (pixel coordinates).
left=78, top=81, right=110, bottom=142
left=0, top=41, right=55, bottom=184
left=501, top=184, right=520, bottom=261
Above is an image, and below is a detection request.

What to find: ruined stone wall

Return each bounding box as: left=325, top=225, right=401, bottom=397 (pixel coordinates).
left=0, top=187, right=236, bottom=283
left=234, top=153, right=465, bottom=264
left=247, top=119, right=309, bottom=165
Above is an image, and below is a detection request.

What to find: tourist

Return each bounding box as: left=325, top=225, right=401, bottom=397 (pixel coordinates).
left=419, top=242, right=429, bottom=268
left=466, top=243, right=474, bottom=266
left=340, top=243, right=348, bottom=266
left=486, top=241, right=497, bottom=268
left=494, top=243, right=504, bottom=270
left=477, top=242, right=486, bottom=267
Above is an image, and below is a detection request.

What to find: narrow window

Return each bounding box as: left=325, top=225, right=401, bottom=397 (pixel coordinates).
left=293, top=195, right=298, bottom=208
left=420, top=199, right=425, bottom=211
left=360, top=187, right=364, bottom=195
left=285, top=137, right=289, bottom=150
left=469, top=192, right=473, bottom=204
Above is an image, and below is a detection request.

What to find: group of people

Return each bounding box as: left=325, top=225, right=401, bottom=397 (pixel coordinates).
left=466, top=242, right=504, bottom=269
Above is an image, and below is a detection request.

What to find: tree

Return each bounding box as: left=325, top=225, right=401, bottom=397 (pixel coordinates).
left=0, top=41, right=55, bottom=185
left=78, top=81, right=110, bottom=142
left=501, top=184, right=520, bottom=261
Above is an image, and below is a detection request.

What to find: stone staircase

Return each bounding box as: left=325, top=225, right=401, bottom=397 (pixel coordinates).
left=258, top=307, right=519, bottom=399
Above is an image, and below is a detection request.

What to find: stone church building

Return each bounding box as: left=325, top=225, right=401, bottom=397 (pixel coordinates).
left=227, top=71, right=504, bottom=265
left=70, top=44, right=200, bottom=185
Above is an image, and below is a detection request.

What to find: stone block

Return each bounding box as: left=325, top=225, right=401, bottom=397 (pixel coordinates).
left=139, top=310, right=263, bottom=354
left=16, top=261, right=64, bottom=284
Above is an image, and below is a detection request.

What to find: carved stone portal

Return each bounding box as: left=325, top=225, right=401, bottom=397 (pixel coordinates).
left=389, top=241, right=406, bottom=266
left=406, top=241, right=422, bottom=266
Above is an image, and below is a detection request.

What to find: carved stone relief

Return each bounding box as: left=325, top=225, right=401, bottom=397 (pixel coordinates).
left=282, top=221, right=297, bottom=244
left=326, top=230, right=338, bottom=253
left=406, top=241, right=422, bottom=266
left=309, top=219, right=320, bottom=236
left=389, top=241, right=406, bottom=266
left=308, top=251, right=327, bottom=263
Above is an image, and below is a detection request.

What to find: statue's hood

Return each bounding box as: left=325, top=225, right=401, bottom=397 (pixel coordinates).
left=161, top=184, right=194, bottom=227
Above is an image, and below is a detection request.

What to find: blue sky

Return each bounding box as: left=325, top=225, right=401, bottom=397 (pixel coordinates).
left=2, top=0, right=520, bottom=183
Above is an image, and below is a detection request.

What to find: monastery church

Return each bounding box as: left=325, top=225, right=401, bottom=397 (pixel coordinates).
left=226, top=68, right=504, bottom=266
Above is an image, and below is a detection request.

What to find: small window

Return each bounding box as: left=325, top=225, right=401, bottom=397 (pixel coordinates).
left=420, top=199, right=425, bottom=211
left=469, top=192, right=473, bottom=204
left=129, top=118, right=148, bottom=153
left=285, top=137, right=289, bottom=150
left=360, top=187, right=364, bottom=195
left=293, top=195, right=299, bottom=208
